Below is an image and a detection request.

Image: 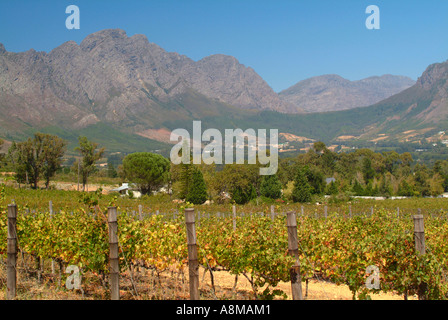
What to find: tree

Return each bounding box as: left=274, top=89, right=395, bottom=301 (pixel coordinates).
left=433, top=160, right=448, bottom=192
left=277, top=157, right=297, bottom=186
left=383, top=151, right=400, bottom=174
left=429, top=173, right=444, bottom=197
left=122, top=152, right=170, bottom=195
left=313, top=141, right=327, bottom=154
left=260, top=174, right=283, bottom=199
left=8, top=133, right=66, bottom=189
left=75, top=136, right=105, bottom=191
left=305, top=166, right=325, bottom=195
left=352, top=180, right=365, bottom=196
left=214, top=163, right=261, bottom=198
left=292, top=166, right=312, bottom=203
left=361, top=157, right=376, bottom=183
left=413, top=164, right=431, bottom=197
left=107, top=161, right=118, bottom=178
left=326, top=180, right=339, bottom=195
left=0, top=139, right=4, bottom=168
left=398, top=179, right=414, bottom=197
left=178, top=161, right=194, bottom=199
left=170, top=140, right=195, bottom=199
left=7, top=141, right=27, bottom=186
left=41, top=134, right=67, bottom=188
left=186, top=168, right=208, bottom=204
left=231, top=184, right=257, bottom=205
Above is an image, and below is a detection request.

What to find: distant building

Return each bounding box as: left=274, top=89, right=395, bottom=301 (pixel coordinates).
left=110, top=183, right=142, bottom=198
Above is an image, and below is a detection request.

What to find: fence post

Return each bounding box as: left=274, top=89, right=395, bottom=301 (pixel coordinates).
left=185, top=208, right=199, bottom=300
left=286, top=211, right=303, bottom=300
left=108, top=206, right=119, bottom=300
left=324, top=206, right=327, bottom=219
left=271, top=205, right=275, bottom=222
left=413, top=213, right=427, bottom=300
left=233, top=205, right=237, bottom=231
left=138, top=205, right=143, bottom=221
left=49, top=200, right=56, bottom=274
left=7, top=204, right=17, bottom=300
left=349, top=205, right=352, bottom=219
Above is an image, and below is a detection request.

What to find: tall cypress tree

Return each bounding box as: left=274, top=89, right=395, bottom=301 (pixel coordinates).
left=292, top=166, right=312, bottom=203
left=186, top=168, right=208, bottom=205
left=260, top=174, right=283, bottom=199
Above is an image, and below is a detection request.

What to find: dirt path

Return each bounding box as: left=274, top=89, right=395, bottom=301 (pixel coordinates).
left=198, top=266, right=415, bottom=300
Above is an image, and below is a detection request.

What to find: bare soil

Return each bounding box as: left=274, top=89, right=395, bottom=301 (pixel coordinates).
left=0, top=258, right=415, bottom=300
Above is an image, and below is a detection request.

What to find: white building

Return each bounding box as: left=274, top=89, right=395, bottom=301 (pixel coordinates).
left=110, top=183, right=142, bottom=198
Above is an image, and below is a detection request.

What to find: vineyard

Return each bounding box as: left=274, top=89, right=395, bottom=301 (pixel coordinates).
left=1, top=185, right=448, bottom=300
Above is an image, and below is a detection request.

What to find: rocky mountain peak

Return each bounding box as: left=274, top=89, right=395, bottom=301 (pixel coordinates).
left=0, top=28, right=297, bottom=135
left=80, top=28, right=129, bottom=51
left=416, top=60, right=448, bottom=90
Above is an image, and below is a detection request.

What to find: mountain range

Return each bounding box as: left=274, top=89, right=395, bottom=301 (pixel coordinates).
left=278, top=74, right=415, bottom=112
left=0, top=28, right=447, bottom=154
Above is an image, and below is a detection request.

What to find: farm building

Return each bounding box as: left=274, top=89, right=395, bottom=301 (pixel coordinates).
left=110, top=183, right=142, bottom=198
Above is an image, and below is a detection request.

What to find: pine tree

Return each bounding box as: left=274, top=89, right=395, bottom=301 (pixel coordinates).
left=352, top=180, right=365, bottom=196
left=177, top=140, right=194, bottom=199
left=231, top=184, right=257, bottom=205
left=260, top=174, right=282, bottom=199
left=186, top=168, right=208, bottom=205
left=179, top=161, right=194, bottom=199
left=326, top=180, right=338, bottom=195
left=292, top=166, right=312, bottom=203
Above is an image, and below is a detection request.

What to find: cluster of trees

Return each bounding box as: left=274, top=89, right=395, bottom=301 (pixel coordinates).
left=2, top=133, right=104, bottom=191
left=168, top=141, right=448, bottom=204
left=6, top=133, right=67, bottom=189
left=277, top=142, right=448, bottom=201
left=2, top=132, right=447, bottom=204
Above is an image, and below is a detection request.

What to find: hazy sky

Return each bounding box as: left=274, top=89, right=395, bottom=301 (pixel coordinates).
left=1, top=0, right=447, bottom=92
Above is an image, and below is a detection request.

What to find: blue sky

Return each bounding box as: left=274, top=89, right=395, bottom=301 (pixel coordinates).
left=1, top=0, right=447, bottom=92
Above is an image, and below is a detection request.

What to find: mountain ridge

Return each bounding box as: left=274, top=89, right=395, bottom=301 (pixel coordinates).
left=1, top=28, right=447, bottom=154
left=279, top=74, right=415, bottom=113
left=0, top=28, right=298, bottom=136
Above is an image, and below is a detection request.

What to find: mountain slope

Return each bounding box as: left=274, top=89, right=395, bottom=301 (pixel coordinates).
left=279, top=74, right=415, bottom=113
left=270, top=60, right=448, bottom=143
left=0, top=29, right=296, bottom=138
left=0, top=28, right=447, bottom=153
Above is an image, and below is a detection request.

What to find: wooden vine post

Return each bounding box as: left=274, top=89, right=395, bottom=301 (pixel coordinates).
left=286, top=211, right=303, bottom=300
left=138, top=204, right=143, bottom=221
left=413, top=212, right=427, bottom=300
left=50, top=200, right=56, bottom=274
left=108, top=206, right=120, bottom=300
left=185, top=207, right=199, bottom=300
left=7, top=204, right=17, bottom=300
left=232, top=205, right=237, bottom=231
